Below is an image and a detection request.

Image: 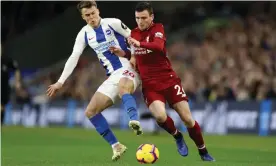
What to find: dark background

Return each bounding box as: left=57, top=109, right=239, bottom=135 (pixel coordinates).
left=1, top=1, right=276, bottom=103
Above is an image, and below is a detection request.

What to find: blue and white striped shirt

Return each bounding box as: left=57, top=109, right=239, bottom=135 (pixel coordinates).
left=58, top=18, right=131, bottom=84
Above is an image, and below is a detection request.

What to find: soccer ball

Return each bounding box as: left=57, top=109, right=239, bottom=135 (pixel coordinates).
left=136, top=144, right=159, bottom=164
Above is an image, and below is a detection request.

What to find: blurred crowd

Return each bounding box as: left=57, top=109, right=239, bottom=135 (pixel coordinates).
left=169, top=16, right=276, bottom=102
left=28, top=57, right=106, bottom=102
left=3, top=2, right=275, bottom=104
left=25, top=14, right=276, bottom=104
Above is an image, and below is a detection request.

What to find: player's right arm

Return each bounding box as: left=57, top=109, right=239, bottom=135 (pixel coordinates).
left=108, top=18, right=132, bottom=59
left=128, top=24, right=166, bottom=52
left=129, top=31, right=137, bottom=71
left=140, top=24, right=166, bottom=52
left=108, top=18, right=131, bottom=38
left=47, top=29, right=87, bottom=97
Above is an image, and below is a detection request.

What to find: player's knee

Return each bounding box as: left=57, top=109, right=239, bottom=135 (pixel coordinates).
left=149, top=101, right=167, bottom=123
left=179, top=108, right=195, bottom=127
left=184, top=116, right=195, bottom=128
left=85, top=105, right=98, bottom=118
left=155, top=113, right=167, bottom=123
left=173, top=101, right=195, bottom=127
left=118, top=78, right=134, bottom=97
left=118, top=86, right=131, bottom=97
left=151, top=108, right=167, bottom=123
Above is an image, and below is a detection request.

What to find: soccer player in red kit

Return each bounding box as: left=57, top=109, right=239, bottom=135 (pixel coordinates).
left=112, top=2, right=215, bottom=161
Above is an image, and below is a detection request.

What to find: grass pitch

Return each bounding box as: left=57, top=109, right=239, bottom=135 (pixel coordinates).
left=2, top=126, right=276, bottom=166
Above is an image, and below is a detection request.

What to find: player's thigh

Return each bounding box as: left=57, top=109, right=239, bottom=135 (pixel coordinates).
left=148, top=101, right=168, bottom=123
left=164, top=81, right=189, bottom=108
left=97, top=74, right=120, bottom=103
left=118, top=68, right=141, bottom=97
left=85, top=91, right=113, bottom=117
left=86, top=80, right=117, bottom=117
left=172, top=100, right=195, bottom=127
left=164, top=82, right=194, bottom=126
left=142, top=88, right=167, bottom=122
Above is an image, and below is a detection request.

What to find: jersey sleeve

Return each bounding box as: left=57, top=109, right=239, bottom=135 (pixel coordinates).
left=57, top=29, right=87, bottom=84
left=109, top=18, right=131, bottom=38
left=140, top=24, right=166, bottom=52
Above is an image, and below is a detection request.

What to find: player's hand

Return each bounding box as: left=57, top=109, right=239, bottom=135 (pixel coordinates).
left=109, top=46, right=126, bottom=57
left=128, top=37, right=140, bottom=47
left=46, top=82, right=62, bottom=97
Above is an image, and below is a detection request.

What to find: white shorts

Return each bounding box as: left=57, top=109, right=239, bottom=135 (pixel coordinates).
left=97, top=67, right=141, bottom=103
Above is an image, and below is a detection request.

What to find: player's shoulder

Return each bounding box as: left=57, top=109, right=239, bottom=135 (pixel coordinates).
left=103, top=18, right=127, bottom=29
left=79, top=25, right=90, bottom=33
left=131, top=27, right=140, bottom=33
left=102, top=18, right=121, bottom=25
left=152, top=23, right=165, bottom=38
left=152, top=23, right=164, bottom=29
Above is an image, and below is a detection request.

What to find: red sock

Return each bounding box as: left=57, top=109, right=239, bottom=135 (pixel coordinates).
left=187, top=121, right=208, bottom=154
left=157, top=116, right=178, bottom=135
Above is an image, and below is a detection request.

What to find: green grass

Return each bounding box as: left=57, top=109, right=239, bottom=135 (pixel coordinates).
left=2, top=126, right=276, bottom=166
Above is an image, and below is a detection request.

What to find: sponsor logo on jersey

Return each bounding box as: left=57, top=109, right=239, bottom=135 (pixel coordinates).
left=133, top=47, right=152, bottom=55
left=94, top=40, right=117, bottom=53
left=155, top=32, right=163, bottom=39
left=106, top=29, right=112, bottom=36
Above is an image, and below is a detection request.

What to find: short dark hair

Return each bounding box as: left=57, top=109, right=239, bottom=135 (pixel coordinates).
left=135, top=2, right=153, bottom=15
left=77, top=1, right=97, bottom=13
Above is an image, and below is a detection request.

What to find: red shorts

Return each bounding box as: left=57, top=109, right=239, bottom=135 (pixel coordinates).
left=142, top=80, right=189, bottom=108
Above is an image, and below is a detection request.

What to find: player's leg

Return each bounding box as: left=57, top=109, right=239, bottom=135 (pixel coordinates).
left=172, top=101, right=214, bottom=161
left=84, top=92, right=115, bottom=145
left=118, top=68, right=142, bottom=135
left=167, top=82, right=215, bottom=161
left=85, top=88, right=126, bottom=161
left=143, top=88, right=188, bottom=156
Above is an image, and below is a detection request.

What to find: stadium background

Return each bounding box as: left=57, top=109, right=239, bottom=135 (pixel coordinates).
left=1, top=1, right=276, bottom=166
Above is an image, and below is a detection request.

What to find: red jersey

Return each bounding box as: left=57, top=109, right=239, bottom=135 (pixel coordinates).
left=131, top=23, right=180, bottom=91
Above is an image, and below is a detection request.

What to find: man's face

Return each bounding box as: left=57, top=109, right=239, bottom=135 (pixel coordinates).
left=81, top=6, right=100, bottom=27
left=135, top=10, right=153, bottom=31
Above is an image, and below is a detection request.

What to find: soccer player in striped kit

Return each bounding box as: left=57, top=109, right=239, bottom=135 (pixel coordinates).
left=47, top=1, right=142, bottom=161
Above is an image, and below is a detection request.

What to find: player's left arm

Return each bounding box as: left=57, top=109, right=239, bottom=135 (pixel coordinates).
left=109, top=18, right=131, bottom=38
left=139, top=24, right=166, bottom=52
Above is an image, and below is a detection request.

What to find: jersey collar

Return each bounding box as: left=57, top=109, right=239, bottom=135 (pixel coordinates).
left=89, top=17, right=103, bottom=29
left=146, top=22, right=154, bottom=31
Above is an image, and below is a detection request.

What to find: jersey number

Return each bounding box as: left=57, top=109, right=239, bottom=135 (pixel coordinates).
left=174, top=85, right=186, bottom=97
left=123, top=70, right=135, bottom=78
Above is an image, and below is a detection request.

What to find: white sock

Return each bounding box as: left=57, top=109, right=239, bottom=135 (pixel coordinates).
left=112, top=142, right=120, bottom=149
left=173, top=129, right=178, bottom=135
left=198, top=145, right=206, bottom=149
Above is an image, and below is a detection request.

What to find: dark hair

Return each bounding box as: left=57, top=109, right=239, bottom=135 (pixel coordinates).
left=135, top=2, right=153, bottom=15
left=77, top=1, right=97, bottom=13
